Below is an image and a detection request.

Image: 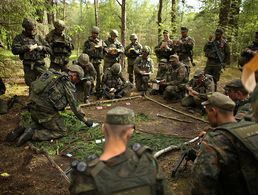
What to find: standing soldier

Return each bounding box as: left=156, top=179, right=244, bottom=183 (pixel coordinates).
left=175, top=27, right=195, bottom=75
left=154, top=30, right=175, bottom=62
left=103, top=29, right=124, bottom=71
left=182, top=69, right=215, bottom=110
left=74, top=53, right=97, bottom=103
left=204, top=28, right=230, bottom=90
left=83, top=26, right=106, bottom=95
left=134, top=46, right=154, bottom=92
left=45, top=19, right=74, bottom=72
left=69, top=106, right=169, bottom=195
left=125, top=33, right=142, bottom=83
left=12, top=18, right=52, bottom=90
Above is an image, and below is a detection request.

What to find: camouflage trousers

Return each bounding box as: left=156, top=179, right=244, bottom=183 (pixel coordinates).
left=93, top=62, right=102, bottom=92
left=135, top=74, right=149, bottom=91
left=75, top=80, right=94, bottom=103
left=127, top=58, right=136, bottom=83
left=163, top=85, right=185, bottom=100
left=0, top=98, right=8, bottom=114
left=181, top=95, right=202, bottom=107
left=204, top=61, right=222, bottom=85
left=30, top=108, right=67, bottom=141
left=23, top=62, right=46, bottom=88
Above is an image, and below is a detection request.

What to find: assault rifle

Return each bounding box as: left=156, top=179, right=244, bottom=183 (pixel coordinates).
left=213, top=41, right=225, bottom=70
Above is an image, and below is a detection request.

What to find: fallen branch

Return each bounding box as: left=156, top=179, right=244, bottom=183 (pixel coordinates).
left=27, top=142, right=70, bottom=184
left=144, top=95, right=208, bottom=123
left=156, top=113, right=192, bottom=123
left=66, top=95, right=142, bottom=110
left=154, top=136, right=200, bottom=158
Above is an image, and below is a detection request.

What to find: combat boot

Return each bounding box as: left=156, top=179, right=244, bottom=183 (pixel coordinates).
left=16, top=127, right=34, bottom=147
left=5, top=126, right=25, bottom=142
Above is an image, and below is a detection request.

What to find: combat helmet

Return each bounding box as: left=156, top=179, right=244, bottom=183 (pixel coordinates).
left=78, top=54, right=89, bottom=65
left=54, top=19, right=65, bottom=30
left=110, top=29, right=119, bottom=37
left=142, top=46, right=151, bottom=54
left=68, top=65, right=84, bottom=80
left=111, top=63, right=122, bottom=75
left=22, top=18, right=36, bottom=29
left=130, top=33, right=138, bottom=41
left=92, top=26, right=100, bottom=34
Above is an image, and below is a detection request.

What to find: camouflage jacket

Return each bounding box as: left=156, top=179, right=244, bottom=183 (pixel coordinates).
left=234, top=99, right=252, bottom=121
left=204, top=39, right=230, bottom=65
left=29, top=70, right=85, bottom=123
left=83, top=36, right=106, bottom=64
left=239, top=42, right=258, bottom=68
left=125, top=41, right=142, bottom=59
left=134, top=56, right=154, bottom=75
left=102, top=68, right=126, bottom=89
left=186, top=74, right=215, bottom=98
left=45, top=30, right=73, bottom=64
left=192, top=121, right=258, bottom=195
left=12, top=31, right=52, bottom=63
left=154, top=39, right=175, bottom=60
left=175, top=35, right=195, bottom=61
left=104, top=37, right=124, bottom=63
left=69, top=146, right=170, bottom=195
left=165, top=63, right=188, bottom=86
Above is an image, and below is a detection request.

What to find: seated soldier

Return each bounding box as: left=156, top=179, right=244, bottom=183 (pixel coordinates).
left=182, top=69, right=215, bottom=109
left=134, top=46, right=154, bottom=92
left=101, top=63, right=133, bottom=99
left=69, top=106, right=169, bottom=195
left=74, top=53, right=97, bottom=103
left=224, top=79, right=251, bottom=121
left=163, top=54, right=188, bottom=101
left=5, top=65, right=93, bottom=146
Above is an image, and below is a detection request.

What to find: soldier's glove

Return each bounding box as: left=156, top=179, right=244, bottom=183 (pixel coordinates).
left=84, top=119, right=93, bottom=127
left=28, top=44, right=38, bottom=51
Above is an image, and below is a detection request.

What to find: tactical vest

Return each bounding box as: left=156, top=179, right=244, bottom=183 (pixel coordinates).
left=205, top=40, right=226, bottom=61
left=30, top=70, right=69, bottom=111
left=89, top=146, right=160, bottom=195
left=217, top=121, right=258, bottom=195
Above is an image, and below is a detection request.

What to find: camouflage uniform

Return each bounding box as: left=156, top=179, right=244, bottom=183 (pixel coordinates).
left=74, top=54, right=97, bottom=103
left=204, top=29, right=230, bottom=86
left=155, top=36, right=175, bottom=61
left=103, top=30, right=124, bottom=71
left=134, top=47, right=154, bottom=92
left=83, top=26, right=106, bottom=93
left=45, top=20, right=74, bottom=72
left=12, top=18, right=52, bottom=88
left=192, top=121, right=258, bottom=195
left=69, top=106, right=170, bottom=195
left=156, top=58, right=168, bottom=80
left=163, top=55, right=188, bottom=100
left=181, top=70, right=215, bottom=108
left=102, top=63, right=132, bottom=99
left=125, top=34, right=142, bottom=83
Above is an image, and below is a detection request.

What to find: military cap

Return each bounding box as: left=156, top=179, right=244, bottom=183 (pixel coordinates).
left=105, top=106, right=135, bottom=125
left=110, top=29, right=119, bottom=37
left=78, top=53, right=89, bottom=65
left=92, top=26, right=100, bottom=33
left=130, top=33, right=138, bottom=41
left=54, top=19, right=65, bottom=30
left=181, top=26, right=188, bottom=32
left=202, top=92, right=235, bottom=111
left=142, top=46, right=151, bottom=54
left=169, top=54, right=179, bottom=62
left=194, top=69, right=204, bottom=77
left=215, top=28, right=224, bottom=35
left=163, top=30, right=169, bottom=34
left=224, top=79, right=248, bottom=92
left=67, top=65, right=84, bottom=80
left=22, top=18, right=36, bottom=29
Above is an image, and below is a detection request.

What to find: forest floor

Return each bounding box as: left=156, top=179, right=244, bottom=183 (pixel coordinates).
left=0, top=53, right=241, bottom=194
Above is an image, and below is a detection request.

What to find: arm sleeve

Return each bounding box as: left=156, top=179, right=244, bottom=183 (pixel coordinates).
left=12, top=35, right=29, bottom=55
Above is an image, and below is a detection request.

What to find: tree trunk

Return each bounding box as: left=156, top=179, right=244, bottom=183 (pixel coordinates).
left=47, top=0, right=54, bottom=25
left=121, top=0, right=126, bottom=48
left=157, top=0, right=163, bottom=43
left=171, top=0, right=177, bottom=34
left=94, top=0, right=99, bottom=26
left=63, top=0, right=66, bottom=20
left=218, top=0, right=231, bottom=30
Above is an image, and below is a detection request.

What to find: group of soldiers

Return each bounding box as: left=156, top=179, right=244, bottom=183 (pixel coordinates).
left=1, top=17, right=258, bottom=194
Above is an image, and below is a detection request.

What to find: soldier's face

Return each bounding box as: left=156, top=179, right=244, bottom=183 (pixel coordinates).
left=163, top=33, right=169, bottom=40
left=181, top=31, right=188, bottom=37
left=25, top=27, right=36, bottom=36
left=92, top=32, right=99, bottom=39
left=111, top=34, right=117, bottom=40
left=69, top=71, right=80, bottom=84
left=215, top=33, right=222, bottom=40
left=55, top=27, right=65, bottom=35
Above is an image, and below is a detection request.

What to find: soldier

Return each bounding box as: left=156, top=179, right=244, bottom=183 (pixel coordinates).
left=45, top=19, right=74, bottom=72
left=134, top=46, right=154, bottom=92
left=204, top=28, right=230, bottom=89
left=125, top=33, right=142, bottom=83
left=5, top=65, right=93, bottom=146
left=162, top=54, right=188, bottom=101
left=74, top=53, right=97, bottom=103
left=69, top=106, right=169, bottom=195
left=174, top=27, right=195, bottom=76
left=224, top=79, right=251, bottom=121
left=192, top=92, right=258, bottom=195
left=155, top=30, right=175, bottom=62
left=83, top=26, right=106, bottom=94
left=12, top=18, right=52, bottom=89
left=103, top=29, right=124, bottom=71
left=101, top=63, right=133, bottom=99
left=182, top=69, right=215, bottom=109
